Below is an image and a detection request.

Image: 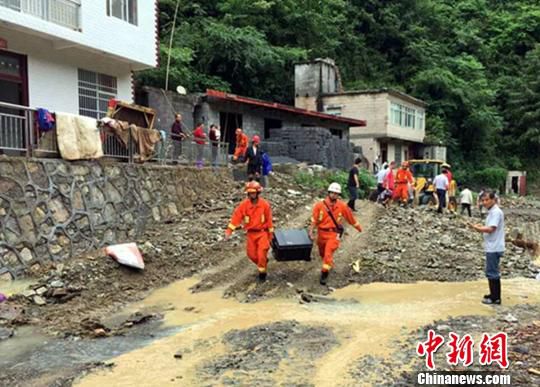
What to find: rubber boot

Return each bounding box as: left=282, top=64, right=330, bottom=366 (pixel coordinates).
left=320, top=271, right=329, bottom=285
left=483, top=279, right=494, bottom=300
left=482, top=279, right=501, bottom=305
left=257, top=272, right=267, bottom=283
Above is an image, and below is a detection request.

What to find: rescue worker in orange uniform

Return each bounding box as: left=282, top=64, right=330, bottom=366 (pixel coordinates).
left=308, top=183, right=362, bottom=285
left=232, top=128, right=249, bottom=162
left=224, top=181, right=274, bottom=282
left=392, top=161, right=414, bottom=205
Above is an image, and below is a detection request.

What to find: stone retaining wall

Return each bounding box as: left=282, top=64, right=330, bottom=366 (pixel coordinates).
left=0, top=158, right=219, bottom=280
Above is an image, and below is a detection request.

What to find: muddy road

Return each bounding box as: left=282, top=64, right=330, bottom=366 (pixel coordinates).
left=1, top=173, right=540, bottom=386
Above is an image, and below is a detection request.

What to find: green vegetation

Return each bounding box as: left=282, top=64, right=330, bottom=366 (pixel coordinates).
left=294, top=169, right=376, bottom=199
left=144, top=0, right=540, bottom=188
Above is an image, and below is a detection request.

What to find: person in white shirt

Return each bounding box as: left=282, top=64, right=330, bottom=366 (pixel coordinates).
left=459, top=185, right=474, bottom=217
left=376, top=163, right=389, bottom=195
left=433, top=170, right=449, bottom=213
left=468, top=191, right=505, bottom=305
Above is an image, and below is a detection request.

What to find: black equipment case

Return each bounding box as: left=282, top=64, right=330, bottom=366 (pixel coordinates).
left=272, top=229, right=313, bottom=261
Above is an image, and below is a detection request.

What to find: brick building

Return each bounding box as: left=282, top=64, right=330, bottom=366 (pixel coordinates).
left=294, top=58, right=445, bottom=170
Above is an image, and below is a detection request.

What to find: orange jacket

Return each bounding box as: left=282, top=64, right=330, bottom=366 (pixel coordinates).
left=226, top=197, right=274, bottom=235
left=395, top=168, right=414, bottom=185
left=236, top=133, right=249, bottom=149
left=311, top=198, right=362, bottom=232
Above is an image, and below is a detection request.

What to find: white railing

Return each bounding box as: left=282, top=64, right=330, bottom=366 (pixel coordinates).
left=0, top=0, right=80, bottom=30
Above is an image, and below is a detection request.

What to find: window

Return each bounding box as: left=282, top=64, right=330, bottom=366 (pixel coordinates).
left=325, top=105, right=342, bottom=116
left=417, top=111, right=424, bottom=131
left=107, top=0, right=137, bottom=25
left=78, top=69, right=117, bottom=119
left=391, top=102, right=424, bottom=130
left=394, top=144, right=402, bottom=165
left=390, top=102, right=402, bottom=126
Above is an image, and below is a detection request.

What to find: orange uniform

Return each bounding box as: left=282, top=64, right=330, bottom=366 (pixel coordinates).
left=392, top=168, right=414, bottom=202
left=233, top=133, right=249, bottom=161
left=311, top=198, right=362, bottom=272
left=226, top=197, right=274, bottom=273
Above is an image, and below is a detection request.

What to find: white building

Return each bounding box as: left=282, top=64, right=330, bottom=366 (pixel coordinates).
left=0, top=0, right=158, bottom=117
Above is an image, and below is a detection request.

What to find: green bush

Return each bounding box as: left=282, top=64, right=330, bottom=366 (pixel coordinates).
left=472, top=167, right=507, bottom=192
left=294, top=168, right=376, bottom=199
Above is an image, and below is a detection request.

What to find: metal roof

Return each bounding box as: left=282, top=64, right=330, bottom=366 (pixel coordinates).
left=206, top=89, right=367, bottom=127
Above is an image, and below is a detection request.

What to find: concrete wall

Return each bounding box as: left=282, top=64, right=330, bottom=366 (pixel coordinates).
left=294, top=59, right=339, bottom=111
left=0, top=158, right=220, bottom=280
left=322, top=93, right=388, bottom=139
left=0, top=0, right=157, bottom=69
left=0, top=26, right=133, bottom=114
left=143, top=87, right=199, bottom=133
left=266, top=127, right=353, bottom=169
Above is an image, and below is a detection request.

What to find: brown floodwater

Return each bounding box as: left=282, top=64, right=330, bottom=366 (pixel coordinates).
left=75, top=277, right=540, bottom=386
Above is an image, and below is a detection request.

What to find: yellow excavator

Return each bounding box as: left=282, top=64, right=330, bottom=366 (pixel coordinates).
left=409, top=159, right=457, bottom=210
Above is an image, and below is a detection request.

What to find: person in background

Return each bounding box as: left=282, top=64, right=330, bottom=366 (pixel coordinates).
left=192, top=122, right=207, bottom=169
left=347, top=158, right=362, bottom=212
left=233, top=128, right=249, bottom=162
left=261, top=149, right=273, bottom=188
left=468, top=191, right=505, bottom=305
left=392, top=161, right=414, bottom=207
left=376, top=162, right=389, bottom=196
left=209, top=124, right=221, bottom=171
left=459, top=184, right=474, bottom=217
left=477, top=187, right=486, bottom=218
left=433, top=169, right=449, bottom=214
left=245, top=135, right=263, bottom=181
left=170, top=113, right=186, bottom=163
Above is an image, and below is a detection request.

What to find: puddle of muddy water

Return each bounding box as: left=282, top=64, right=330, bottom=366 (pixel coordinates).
left=0, top=319, right=181, bottom=379
left=75, top=277, right=540, bottom=387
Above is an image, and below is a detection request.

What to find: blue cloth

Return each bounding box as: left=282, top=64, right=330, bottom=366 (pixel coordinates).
left=485, top=251, right=503, bottom=279
left=262, top=152, right=272, bottom=176
left=37, top=108, right=55, bottom=132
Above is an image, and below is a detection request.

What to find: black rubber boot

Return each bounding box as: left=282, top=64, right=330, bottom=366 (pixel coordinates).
left=257, top=272, right=267, bottom=283
left=483, top=279, right=494, bottom=300
left=482, top=279, right=501, bottom=305
left=320, top=271, right=329, bottom=285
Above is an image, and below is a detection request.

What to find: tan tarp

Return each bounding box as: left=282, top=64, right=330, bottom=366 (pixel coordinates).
left=56, top=113, right=103, bottom=160
left=101, top=119, right=161, bottom=162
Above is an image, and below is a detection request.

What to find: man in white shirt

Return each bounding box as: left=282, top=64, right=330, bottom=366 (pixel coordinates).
left=433, top=170, right=449, bottom=214
left=468, top=191, right=505, bottom=305
left=459, top=185, right=474, bottom=217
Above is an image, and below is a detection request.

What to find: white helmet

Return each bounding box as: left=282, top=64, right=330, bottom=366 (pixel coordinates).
left=328, top=182, right=342, bottom=194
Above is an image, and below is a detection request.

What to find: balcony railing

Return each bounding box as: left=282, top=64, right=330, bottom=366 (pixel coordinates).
left=0, top=0, right=81, bottom=30
left=0, top=101, right=230, bottom=168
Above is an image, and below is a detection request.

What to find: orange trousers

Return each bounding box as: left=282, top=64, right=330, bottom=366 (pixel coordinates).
left=246, top=231, right=270, bottom=273
left=392, top=183, right=409, bottom=202
left=317, top=230, right=340, bottom=272
left=233, top=146, right=247, bottom=161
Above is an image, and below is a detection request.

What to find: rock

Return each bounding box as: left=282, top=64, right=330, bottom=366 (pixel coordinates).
left=35, top=286, right=47, bottom=296
left=33, top=295, right=46, bottom=305
left=50, top=280, right=64, bottom=288
left=0, top=272, right=13, bottom=282
left=51, top=288, right=68, bottom=298
left=21, top=289, right=36, bottom=298
left=503, top=314, right=518, bottom=323
left=512, top=345, right=529, bottom=355
left=0, top=327, right=14, bottom=340
left=92, top=328, right=108, bottom=338
left=20, top=248, right=34, bottom=263
left=436, top=324, right=452, bottom=332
